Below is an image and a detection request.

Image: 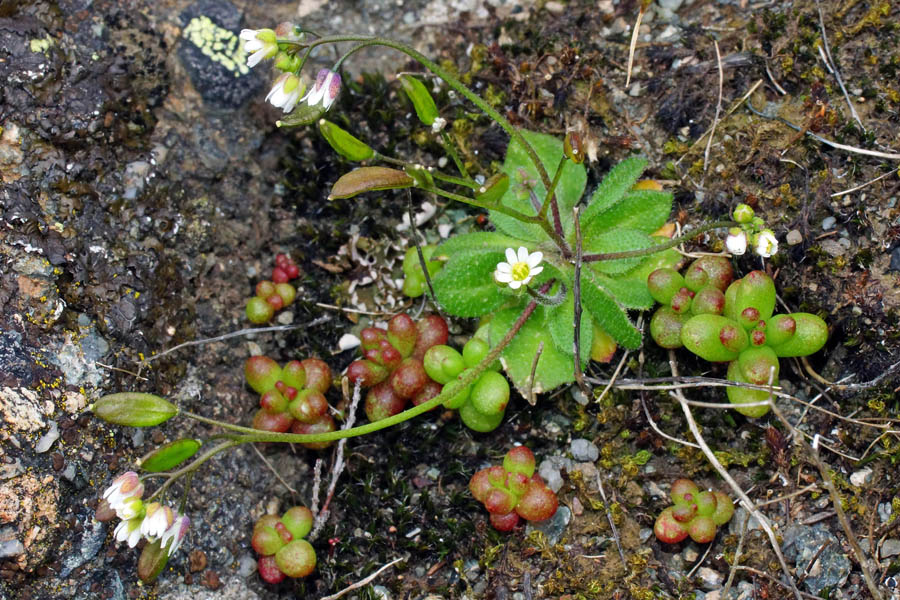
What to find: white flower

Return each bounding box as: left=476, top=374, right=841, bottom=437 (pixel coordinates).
left=102, top=472, right=144, bottom=514
left=725, top=229, right=747, bottom=256
left=302, top=69, right=341, bottom=110
left=266, top=73, right=305, bottom=113
left=115, top=496, right=144, bottom=521
left=431, top=117, right=447, bottom=133
left=494, top=247, right=543, bottom=290
left=140, top=503, right=175, bottom=540
left=160, top=514, right=190, bottom=557
left=240, top=28, right=277, bottom=68
left=755, top=229, right=778, bottom=258
left=114, top=518, right=144, bottom=548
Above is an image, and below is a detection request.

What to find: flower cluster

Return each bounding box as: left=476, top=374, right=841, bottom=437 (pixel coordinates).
left=725, top=203, right=778, bottom=258
left=100, top=472, right=190, bottom=557
left=240, top=25, right=342, bottom=114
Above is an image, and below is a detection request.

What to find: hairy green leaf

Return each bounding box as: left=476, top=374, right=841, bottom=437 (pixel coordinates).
left=580, top=269, right=642, bottom=349
left=489, top=130, right=586, bottom=242
left=588, top=273, right=655, bottom=310
left=489, top=305, right=575, bottom=394
left=580, top=156, right=648, bottom=226
left=434, top=232, right=523, bottom=258
left=548, top=292, right=593, bottom=365
left=582, top=189, right=672, bottom=238
left=432, top=249, right=507, bottom=317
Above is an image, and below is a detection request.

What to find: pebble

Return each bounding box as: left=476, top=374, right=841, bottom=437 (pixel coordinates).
left=878, top=502, right=892, bottom=523
left=628, top=82, right=644, bottom=97
left=569, top=438, right=599, bottom=462
left=526, top=505, right=571, bottom=545
left=697, top=567, right=724, bottom=590
left=819, top=239, right=845, bottom=257
left=849, top=467, right=872, bottom=487
left=35, top=421, right=59, bottom=453
left=782, top=524, right=851, bottom=594
left=821, top=216, right=836, bottom=230
left=538, top=456, right=572, bottom=492
left=728, top=507, right=763, bottom=535
left=0, top=539, right=25, bottom=558
left=683, top=546, right=699, bottom=562
left=786, top=229, right=803, bottom=245
left=236, top=554, right=257, bottom=578
left=880, top=539, right=900, bottom=559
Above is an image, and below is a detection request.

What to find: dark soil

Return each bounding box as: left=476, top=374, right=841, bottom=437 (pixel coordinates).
left=1, top=1, right=899, bottom=599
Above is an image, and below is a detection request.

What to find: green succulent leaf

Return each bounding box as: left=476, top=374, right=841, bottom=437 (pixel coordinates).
left=581, top=189, right=672, bottom=238
left=489, top=305, right=575, bottom=394
left=489, top=130, right=586, bottom=242
left=580, top=155, right=648, bottom=225
left=580, top=269, right=642, bottom=349
left=583, top=229, right=655, bottom=275
left=139, top=438, right=202, bottom=473
left=548, top=292, right=592, bottom=366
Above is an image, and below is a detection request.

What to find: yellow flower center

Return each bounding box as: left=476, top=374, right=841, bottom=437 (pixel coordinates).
left=511, top=261, right=530, bottom=281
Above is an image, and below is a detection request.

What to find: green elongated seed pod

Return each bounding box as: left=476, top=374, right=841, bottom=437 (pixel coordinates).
left=770, top=313, right=828, bottom=357
left=318, top=119, right=374, bottom=161
left=137, top=539, right=169, bottom=582
left=726, top=360, right=775, bottom=418
left=328, top=167, right=414, bottom=200
left=92, top=392, right=178, bottom=427
left=681, top=314, right=748, bottom=362
left=276, top=103, right=325, bottom=128
left=139, top=438, right=201, bottom=472
left=398, top=74, right=439, bottom=126
left=733, top=271, right=776, bottom=327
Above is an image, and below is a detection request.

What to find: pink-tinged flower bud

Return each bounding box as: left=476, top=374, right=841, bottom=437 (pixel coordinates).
left=140, top=503, right=175, bottom=540
left=302, top=69, right=341, bottom=110
left=102, top=471, right=144, bottom=514
left=732, top=203, right=754, bottom=224
left=161, top=514, right=190, bottom=556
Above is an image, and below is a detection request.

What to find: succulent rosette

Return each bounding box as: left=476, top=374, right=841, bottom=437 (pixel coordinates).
left=654, top=478, right=734, bottom=544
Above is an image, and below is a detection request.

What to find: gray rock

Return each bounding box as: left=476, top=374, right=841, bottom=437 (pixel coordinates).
left=786, top=230, right=803, bottom=245
left=782, top=524, right=850, bottom=594
left=34, top=420, right=59, bottom=453
left=878, top=502, right=893, bottom=523
left=728, top=507, right=763, bottom=535
left=697, top=567, right=724, bottom=590
left=880, top=539, right=900, bottom=559
left=0, top=539, right=25, bottom=558
left=60, top=519, right=107, bottom=577
left=538, top=456, right=573, bottom=493
left=526, top=505, right=571, bottom=545
left=849, top=467, right=872, bottom=487
left=820, top=239, right=845, bottom=257
left=570, top=438, right=599, bottom=462
left=237, top=554, right=257, bottom=578
left=822, top=216, right=836, bottom=230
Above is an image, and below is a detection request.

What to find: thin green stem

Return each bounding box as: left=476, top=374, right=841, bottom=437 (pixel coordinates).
left=429, top=186, right=542, bottom=223
left=440, top=130, right=471, bottom=181
left=582, top=220, right=737, bottom=262
left=145, top=440, right=239, bottom=503
left=376, top=154, right=477, bottom=189
left=181, top=300, right=540, bottom=446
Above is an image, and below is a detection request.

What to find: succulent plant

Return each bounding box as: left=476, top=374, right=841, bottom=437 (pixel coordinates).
left=251, top=506, right=317, bottom=583
left=246, top=253, right=302, bottom=324
left=401, top=245, right=444, bottom=298
left=654, top=478, right=734, bottom=544
left=648, top=259, right=828, bottom=417
left=469, top=447, right=558, bottom=531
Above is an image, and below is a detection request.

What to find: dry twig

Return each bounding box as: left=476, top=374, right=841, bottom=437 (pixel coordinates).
left=319, top=557, right=404, bottom=600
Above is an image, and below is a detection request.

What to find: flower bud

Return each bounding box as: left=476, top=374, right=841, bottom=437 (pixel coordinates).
left=563, top=131, right=584, bottom=164
left=732, top=203, right=754, bottom=223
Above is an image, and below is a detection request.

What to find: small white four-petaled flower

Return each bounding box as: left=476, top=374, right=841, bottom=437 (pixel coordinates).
left=161, top=514, right=191, bottom=557
left=239, top=29, right=278, bottom=68
left=266, top=73, right=305, bottom=113
left=494, top=247, right=543, bottom=290
left=140, top=502, right=175, bottom=540
left=725, top=228, right=748, bottom=256
left=302, top=69, right=341, bottom=110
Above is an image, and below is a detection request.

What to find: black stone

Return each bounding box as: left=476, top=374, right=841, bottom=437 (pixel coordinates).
left=890, top=246, right=900, bottom=272
left=177, top=0, right=264, bottom=108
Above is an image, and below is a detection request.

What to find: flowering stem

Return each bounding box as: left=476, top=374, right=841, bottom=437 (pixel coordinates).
left=440, top=131, right=471, bottom=181
left=581, top=220, right=737, bottom=262
left=376, top=154, right=478, bottom=189
left=428, top=186, right=542, bottom=223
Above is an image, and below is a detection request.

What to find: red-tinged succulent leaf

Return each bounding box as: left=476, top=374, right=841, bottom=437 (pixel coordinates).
left=411, top=380, right=442, bottom=407
left=670, top=287, right=694, bottom=314
left=733, top=270, right=776, bottom=324
left=281, top=506, right=313, bottom=540
left=361, top=327, right=387, bottom=350
left=387, top=313, right=418, bottom=357
left=766, top=314, right=796, bottom=347
left=672, top=503, right=697, bottom=523
left=252, top=525, right=285, bottom=556
left=711, top=491, right=735, bottom=525
left=738, top=346, right=780, bottom=385
left=462, top=337, right=490, bottom=368
left=258, top=555, right=286, bottom=584
left=328, top=167, right=414, bottom=200
left=252, top=408, right=294, bottom=433
left=681, top=315, right=747, bottom=362
left=515, top=480, right=558, bottom=522
left=650, top=306, right=688, bottom=349
left=285, top=263, right=300, bottom=279
left=684, top=256, right=733, bottom=293
left=647, top=268, right=686, bottom=306
left=275, top=283, right=296, bottom=306
left=503, top=446, right=536, bottom=478
left=489, top=511, right=521, bottom=532
left=695, top=491, right=717, bottom=517
left=280, top=360, right=306, bottom=390
left=275, top=539, right=317, bottom=578
left=687, top=515, right=717, bottom=543
left=290, top=414, right=335, bottom=450
left=256, top=280, right=276, bottom=299
left=260, top=389, right=288, bottom=414
left=364, top=381, right=407, bottom=422
left=266, top=294, right=285, bottom=311
left=691, top=286, right=726, bottom=316
left=254, top=515, right=281, bottom=532
left=347, top=359, right=389, bottom=387
left=272, top=267, right=289, bottom=284
left=389, top=358, right=428, bottom=399
left=245, top=356, right=282, bottom=394
left=412, top=314, right=449, bottom=360
left=654, top=507, right=689, bottom=544
left=469, top=469, right=493, bottom=503
left=671, top=479, right=700, bottom=505
left=486, top=465, right=507, bottom=488
left=484, top=488, right=517, bottom=515
left=247, top=296, right=274, bottom=324
left=769, top=313, right=828, bottom=358
left=288, top=390, right=329, bottom=423
left=300, top=358, right=331, bottom=394
left=470, top=371, right=510, bottom=415
left=505, top=471, right=528, bottom=497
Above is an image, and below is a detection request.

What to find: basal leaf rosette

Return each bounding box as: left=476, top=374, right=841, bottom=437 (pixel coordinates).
left=654, top=478, right=734, bottom=544
left=432, top=133, right=677, bottom=394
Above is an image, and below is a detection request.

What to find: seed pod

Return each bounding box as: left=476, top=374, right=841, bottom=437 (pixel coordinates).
left=398, top=74, right=439, bottom=126
left=92, top=393, right=178, bottom=427
left=328, top=167, right=414, bottom=200
left=139, top=439, right=201, bottom=473
left=137, top=539, right=169, bottom=583
left=318, top=119, right=374, bottom=161
left=563, top=131, right=584, bottom=164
